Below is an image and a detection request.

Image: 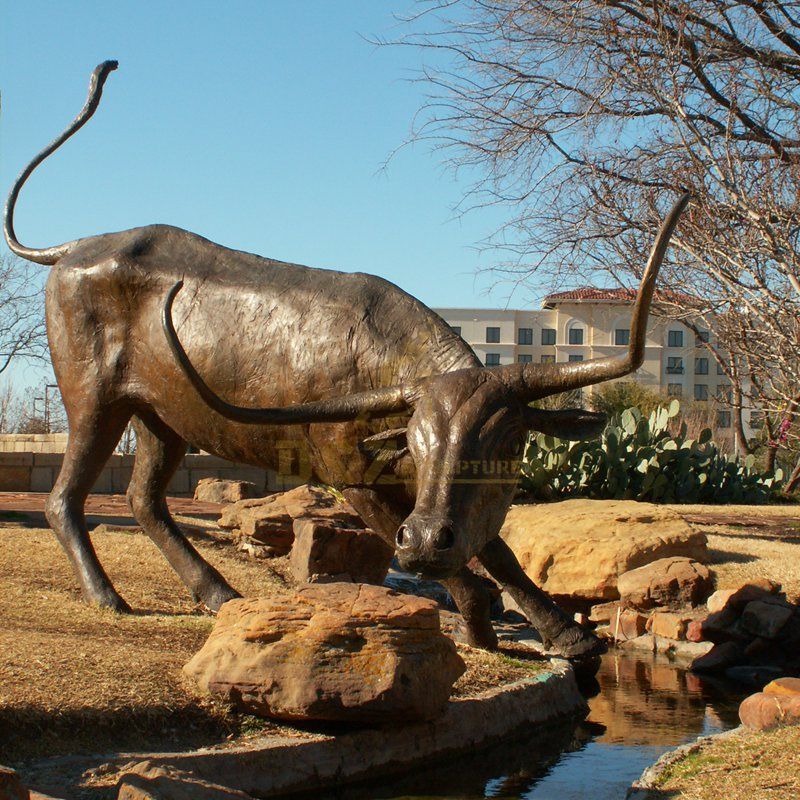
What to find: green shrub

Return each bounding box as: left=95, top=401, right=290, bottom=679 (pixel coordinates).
left=519, top=400, right=783, bottom=504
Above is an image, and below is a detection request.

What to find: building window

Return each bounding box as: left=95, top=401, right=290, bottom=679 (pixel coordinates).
left=485, top=353, right=501, bottom=366
left=717, top=410, right=731, bottom=428
left=615, top=328, right=630, bottom=346
left=568, top=354, right=584, bottom=362
left=541, top=354, right=555, bottom=364
left=486, top=327, right=500, bottom=344
left=694, top=384, right=709, bottom=401
left=696, top=330, right=710, bottom=344
left=668, top=330, right=684, bottom=348
left=518, top=328, right=533, bottom=345
left=568, top=327, right=584, bottom=345
left=695, top=357, right=709, bottom=375
left=541, top=328, right=556, bottom=345
left=518, top=354, right=532, bottom=363
left=717, top=385, right=732, bottom=402
left=666, top=357, right=684, bottom=374
left=451, top=325, right=461, bottom=337
left=667, top=383, right=683, bottom=397
left=750, top=411, right=763, bottom=429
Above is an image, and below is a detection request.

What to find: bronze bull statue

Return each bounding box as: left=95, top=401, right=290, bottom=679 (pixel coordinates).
left=4, top=61, right=689, bottom=658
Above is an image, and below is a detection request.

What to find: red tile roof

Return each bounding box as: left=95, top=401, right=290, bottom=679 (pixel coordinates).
left=543, top=286, right=696, bottom=305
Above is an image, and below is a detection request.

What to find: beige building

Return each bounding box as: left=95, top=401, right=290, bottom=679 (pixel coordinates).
left=435, top=288, right=757, bottom=440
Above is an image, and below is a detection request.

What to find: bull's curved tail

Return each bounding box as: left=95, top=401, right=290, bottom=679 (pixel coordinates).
left=3, top=60, right=118, bottom=265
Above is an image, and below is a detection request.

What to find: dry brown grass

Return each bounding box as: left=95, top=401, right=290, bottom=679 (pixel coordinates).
left=0, top=514, right=528, bottom=765
left=652, top=726, right=800, bottom=800
left=667, top=504, right=800, bottom=600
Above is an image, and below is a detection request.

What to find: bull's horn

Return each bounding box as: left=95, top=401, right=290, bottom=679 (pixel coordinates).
left=503, top=193, right=690, bottom=401
left=162, top=281, right=412, bottom=424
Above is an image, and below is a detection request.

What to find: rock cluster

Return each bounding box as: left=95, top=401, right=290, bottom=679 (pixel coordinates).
left=739, top=677, right=800, bottom=731
left=219, top=485, right=365, bottom=558
left=217, top=485, right=392, bottom=586
left=183, top=583, right=465, bottom=723
left=587, top=555, right=713, bottom=645
left=687, top=580, right=800, bottom=679
left=501, top=500, right=708, bottom=607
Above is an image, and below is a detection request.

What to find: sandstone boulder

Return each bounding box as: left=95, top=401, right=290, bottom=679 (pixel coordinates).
left=764, top=677, right=800, bottom=697
left=219, top=485, right=365, bottom=558
left=690, top=641, right=745, bottom=673
left=740, top=597, right=795, bottom=640
left=194, top=478, right=259, bottom=505
left=0, top=765, right=27, bottom=800
left=117, top=764, right=253, bottom=799
left=706, top=579, right=781, bottom=615
left=589, top=601, right=622, bottom=625
left=500, top=500, right=707, bottom=604
left=184, top=584, right=465, bottom=722
left=289, top=518, right=393, bottom=585
left=739, top=690, right=800, bottom=731
left=646, top=610, right=695, bottom=641
left=616, top=609, right=648, bottom=640
left=617, top=557, right=714, bottom=610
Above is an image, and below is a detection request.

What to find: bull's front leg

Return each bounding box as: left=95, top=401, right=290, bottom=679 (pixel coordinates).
left=479, top=537, right=605, bottom=660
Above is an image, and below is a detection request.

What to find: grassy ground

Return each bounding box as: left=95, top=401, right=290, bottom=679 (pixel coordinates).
left=0, top=512, right=541, bottom=766
left=676, top=503, right=800, bottom=601
left=3, top=499, right=799, bottom=791
left=649, top=726, right=800, bottom=800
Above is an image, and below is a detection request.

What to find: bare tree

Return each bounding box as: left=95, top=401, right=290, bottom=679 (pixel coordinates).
left=395, top=0, right=800, bottom=472
left=0, top=254, right=47, bottom=374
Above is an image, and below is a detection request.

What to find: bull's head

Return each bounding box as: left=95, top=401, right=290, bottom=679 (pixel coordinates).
left=164, top=195, right=689, bottom=578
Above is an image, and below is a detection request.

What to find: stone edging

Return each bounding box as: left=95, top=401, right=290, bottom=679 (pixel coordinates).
left=626, top=726, right=744, bottom=799
left=107, top=659, right=586, bottom=798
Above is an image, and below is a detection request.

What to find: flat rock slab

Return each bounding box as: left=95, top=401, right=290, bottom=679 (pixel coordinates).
left=107, top=661, right=585, bottom=800
left=501, top=499, right=707, bottom=604
left=183, top=584, right=465, bottom=722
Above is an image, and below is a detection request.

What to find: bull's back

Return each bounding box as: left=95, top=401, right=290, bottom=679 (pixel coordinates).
left=46, top=225, right=475, bottom=484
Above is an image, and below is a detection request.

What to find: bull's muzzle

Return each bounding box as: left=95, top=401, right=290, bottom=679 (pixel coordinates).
left=395, top=514, right=461, bottom=577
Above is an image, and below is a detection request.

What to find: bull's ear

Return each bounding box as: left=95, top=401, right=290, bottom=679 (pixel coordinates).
left=359, top=428, right=408, bottom=460
left=524, top=408, right=607, bottom=440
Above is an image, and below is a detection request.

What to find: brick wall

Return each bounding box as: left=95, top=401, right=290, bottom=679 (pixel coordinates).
left=0, top=434, right=69, bottom=454
left=0, top=451, right=283, bottom=496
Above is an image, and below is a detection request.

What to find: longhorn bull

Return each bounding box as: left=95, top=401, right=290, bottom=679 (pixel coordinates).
left=4, top=62, right=689, bottom=658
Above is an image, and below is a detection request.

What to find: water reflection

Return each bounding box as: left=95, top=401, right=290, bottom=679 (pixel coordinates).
left=322, top=650, right=747, bottom=800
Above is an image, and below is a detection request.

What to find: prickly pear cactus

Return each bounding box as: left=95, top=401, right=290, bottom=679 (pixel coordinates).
left=519, top=400, right=782, bottom=504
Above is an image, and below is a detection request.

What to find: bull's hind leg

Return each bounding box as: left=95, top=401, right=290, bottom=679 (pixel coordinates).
left=479, top=537, right=605, bottom=660
left=45, top=403, right=133, bottom=611
left=127, top=414, right=239, bottom=611
left=343, top=486, right=498, bottom=650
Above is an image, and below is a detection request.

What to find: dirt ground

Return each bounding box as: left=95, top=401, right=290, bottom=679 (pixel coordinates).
left=2, top=496, right=799, bottom=793
left=0, top=501, right=540, bottom=767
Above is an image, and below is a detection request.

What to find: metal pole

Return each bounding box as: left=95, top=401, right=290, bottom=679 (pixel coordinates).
left=44, top=383, right=59, bottom=433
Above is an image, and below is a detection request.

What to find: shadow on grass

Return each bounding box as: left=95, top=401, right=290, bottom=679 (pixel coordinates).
left=0, top=703, right=237, bottom=766
left=706, top=548, right=759, bottom=565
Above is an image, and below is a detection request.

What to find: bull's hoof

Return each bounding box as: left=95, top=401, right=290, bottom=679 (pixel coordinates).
left=544, top=624, right=607, bottom=661
left=89, top=589, right=132, bottom=614
left=198, top=583, right=241, bottom=614
left=463, top=622, right=500, bottom=651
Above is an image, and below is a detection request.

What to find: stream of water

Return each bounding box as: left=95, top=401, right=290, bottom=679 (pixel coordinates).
left=325, top=649, right=749, bottom=800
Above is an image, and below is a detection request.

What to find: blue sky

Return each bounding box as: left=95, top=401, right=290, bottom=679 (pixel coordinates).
left=1, top=1, right=532, bottom=325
